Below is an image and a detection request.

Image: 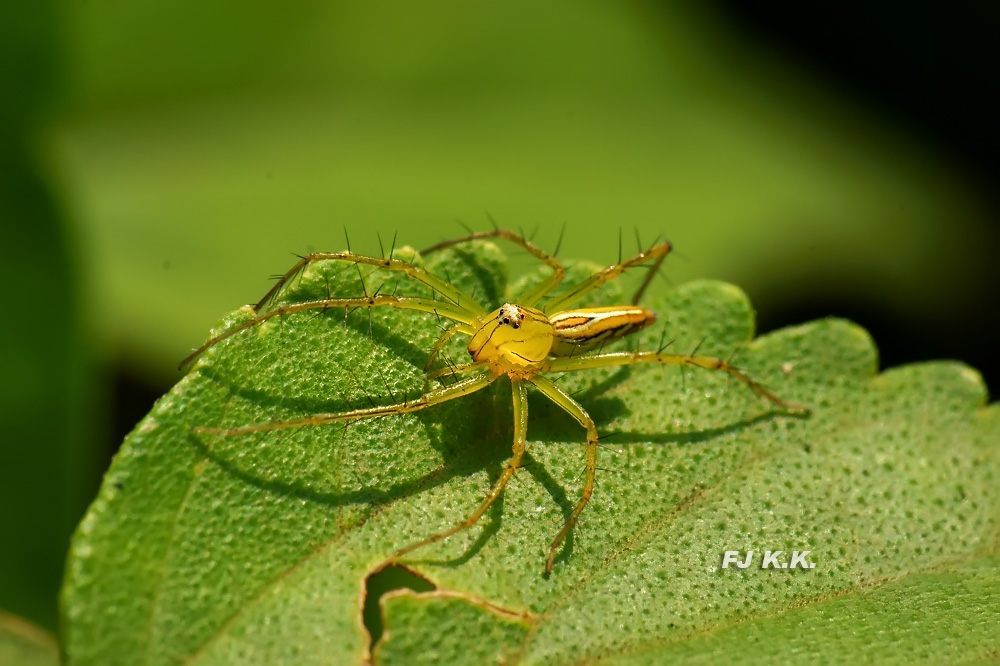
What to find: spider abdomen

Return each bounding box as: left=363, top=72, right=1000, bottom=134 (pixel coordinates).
left=548, top=305, right=655, bottom=357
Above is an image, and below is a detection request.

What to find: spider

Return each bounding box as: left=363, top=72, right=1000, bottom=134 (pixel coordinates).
left=180, top=228, right=806, bottom=573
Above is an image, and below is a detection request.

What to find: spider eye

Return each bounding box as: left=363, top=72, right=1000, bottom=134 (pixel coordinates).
left=503, top=317, right=510, bottom=324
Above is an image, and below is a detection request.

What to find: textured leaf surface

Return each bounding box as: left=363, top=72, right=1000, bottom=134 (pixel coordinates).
left=62, top=243, right=999, bottom=664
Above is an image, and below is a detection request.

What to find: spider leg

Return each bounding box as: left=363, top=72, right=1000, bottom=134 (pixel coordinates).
left=630, top=243, right=668, bottom=305
left=391, top=377, right=530, bottom=564
left=423, top=323, right=475, bottom=371
left=528, top=374, right=599, bottom=574
left=256, top=251, right=485, bottom=318
left=179, top=294, right=479, bottom=371
left=547, top=351, right=809, bottom=412
left=194, top=370, right=498, bottom=435
left=421, top=227, right=566, bottom=307
left=426, top=360, right=489, bottom=382
left=543, top=240, right=672, bottom=314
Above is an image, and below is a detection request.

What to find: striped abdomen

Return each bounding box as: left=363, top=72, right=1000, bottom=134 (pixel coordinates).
left=548, top=306, right=655, bottom=357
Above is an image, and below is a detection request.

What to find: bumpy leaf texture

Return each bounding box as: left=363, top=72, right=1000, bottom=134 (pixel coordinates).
left=62, top=242, right=999, bottom=665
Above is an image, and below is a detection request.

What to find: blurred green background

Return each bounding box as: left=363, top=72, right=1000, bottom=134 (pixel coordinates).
left=1, top=0, right=996, bottom=640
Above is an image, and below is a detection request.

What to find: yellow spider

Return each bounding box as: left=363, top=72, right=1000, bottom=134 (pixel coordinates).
left=180, top=229, right=805, bottom=573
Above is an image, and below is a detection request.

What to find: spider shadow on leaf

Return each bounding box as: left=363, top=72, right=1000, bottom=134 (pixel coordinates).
left=608, top=410, right=802, bottom=448
left=187, top=371, right=512, bottom=506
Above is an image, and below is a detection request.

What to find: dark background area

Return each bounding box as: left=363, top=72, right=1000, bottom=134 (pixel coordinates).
left=717, top=0, right=998, bottom=398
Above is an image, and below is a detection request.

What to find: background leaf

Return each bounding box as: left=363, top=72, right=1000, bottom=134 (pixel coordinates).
left=0, top=0, right=100, bottom=632
left=62, top=243, right=999, bottom=664
left=0, top=611, right=60, bottom=666
left=49, top=0, right=997, bottom=387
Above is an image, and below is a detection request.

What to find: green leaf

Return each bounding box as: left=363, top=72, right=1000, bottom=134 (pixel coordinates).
left=62, top=243, right=999, bottom=664
left=1, top=0, right=100, bottom=633
left=0, top=611, right=60, bottom=666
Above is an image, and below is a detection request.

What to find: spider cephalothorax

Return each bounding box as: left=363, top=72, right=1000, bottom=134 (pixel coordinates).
left=468, top=304, right=554, bottom=378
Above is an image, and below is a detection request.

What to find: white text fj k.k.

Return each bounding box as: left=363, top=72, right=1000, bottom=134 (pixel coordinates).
left=721, top=550, right=815, bottom=569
